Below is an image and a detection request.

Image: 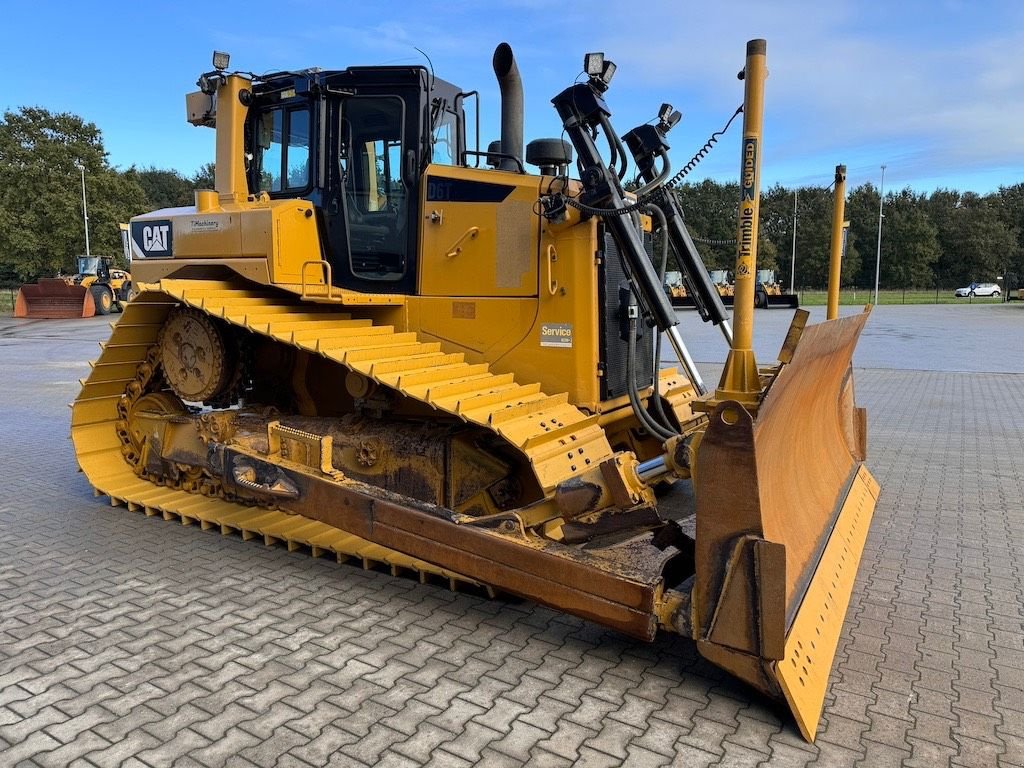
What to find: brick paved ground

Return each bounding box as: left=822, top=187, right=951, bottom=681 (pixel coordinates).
left=1, top=306, right=1022, bottom=767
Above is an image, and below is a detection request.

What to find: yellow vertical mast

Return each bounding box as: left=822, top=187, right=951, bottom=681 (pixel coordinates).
left=826, top=165, right=848, bottom=320
left=716, top=39, right=767, bottom=406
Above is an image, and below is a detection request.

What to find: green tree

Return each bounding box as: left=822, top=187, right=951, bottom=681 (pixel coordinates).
left=782, top=186, right=834, bottom=288
left=928, top=190, right=1016, bottom=288
left=127, top=166, right=195, bottom=210
left=992, top=183, right=1024, bottom=282
left=672, top=180, right=780, bottom=273
left=192, top=162, right=216, bottom=190
left=845, top=183, right=881, bottom=288
left=0, top=107, right=148, bottom=280
left=879, top=189, right=940, bottom=288
left=672, top=180, right=739, bottom=269
left=759, top=184, right=794, bottom=279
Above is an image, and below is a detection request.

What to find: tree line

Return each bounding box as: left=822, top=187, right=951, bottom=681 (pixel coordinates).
left=673, top=179, right=1023, bottom=291
left=0, top=107, right=212, bottom=283
left=2, top=106, right=1021, bottom=290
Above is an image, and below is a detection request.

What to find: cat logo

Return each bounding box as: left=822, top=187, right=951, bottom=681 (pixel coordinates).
left=143, top=225, right=170, bottom=251
left=130, top=219, right=174, bottom=259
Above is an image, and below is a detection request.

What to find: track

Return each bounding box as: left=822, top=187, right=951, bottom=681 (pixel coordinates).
left=70, top=278, right=660, bottom=588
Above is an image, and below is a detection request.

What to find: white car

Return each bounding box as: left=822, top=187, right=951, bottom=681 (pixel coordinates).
left=955, top=282, right=1001, bottom=297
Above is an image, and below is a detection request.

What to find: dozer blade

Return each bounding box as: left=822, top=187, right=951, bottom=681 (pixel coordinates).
left=693, top=308, right=878, bottom=741
left=15, top=279, right=95, bottom=318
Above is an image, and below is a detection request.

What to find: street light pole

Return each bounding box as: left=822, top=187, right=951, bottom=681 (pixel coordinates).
left=873, top=164, right=886, bottom=304
left=76, top=162, right=90, bottom=257
left=790, top=189, right=798, bottom=294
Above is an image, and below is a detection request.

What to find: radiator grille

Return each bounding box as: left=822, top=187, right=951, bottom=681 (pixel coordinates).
left=597, top=228, right=656, bottom=401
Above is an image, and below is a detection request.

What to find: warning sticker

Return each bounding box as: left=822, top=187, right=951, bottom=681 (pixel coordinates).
left=540, top=323, right=573, bottom=348
left=452, top=301, right=476, bottom=319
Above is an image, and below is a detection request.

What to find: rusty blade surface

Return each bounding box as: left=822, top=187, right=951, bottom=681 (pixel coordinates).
left=15, top=280, right=95, bottom=318
left=753, top=308, right=871, bottom=616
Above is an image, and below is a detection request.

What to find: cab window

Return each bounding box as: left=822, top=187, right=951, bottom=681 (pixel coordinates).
left=255, top=106, right=310, bottom=193
left=431, top=109, right=458, bottom=165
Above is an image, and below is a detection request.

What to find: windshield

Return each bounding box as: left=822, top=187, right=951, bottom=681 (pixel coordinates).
left=78, top=257, right=100, bottom=276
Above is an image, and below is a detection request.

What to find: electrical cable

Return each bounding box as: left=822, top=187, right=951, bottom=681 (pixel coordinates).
left=691, top=235, right=736, bottom=246
left=664, top=105, right=743, bottom=188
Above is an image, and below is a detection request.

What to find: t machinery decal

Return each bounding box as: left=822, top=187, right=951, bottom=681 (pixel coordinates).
left=189, top=218, right=222, bottom=234
left=130, top=220, right=173, bottom=259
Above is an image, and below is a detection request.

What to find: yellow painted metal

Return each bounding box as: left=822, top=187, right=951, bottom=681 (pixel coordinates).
left=402, top=169, right=605, bottom=410
left=717, top=39, right=767, bottom=405
left=754, top=310, right=872, bottom=605
left=94, top=42, right=881, bottom=743
left=97, top=282, right=616, bottom=500
left=70, top=297, right=476, bottom=586
left=418, top=164, right=541, bottom=297
left=132, top=152, right=606, bottom=411
left=826, top=165, right=847, bottom=321
left=774, top=465, right=879, bottom=741
left=131, top=195, right=321, bottom=290
left=215, top=74, right=251, bottom=202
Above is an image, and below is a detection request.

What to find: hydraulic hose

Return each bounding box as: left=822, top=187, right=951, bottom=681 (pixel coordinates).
left=627, top=315, right=677, bottom=442
left=645, top=204, right=677, bottom=435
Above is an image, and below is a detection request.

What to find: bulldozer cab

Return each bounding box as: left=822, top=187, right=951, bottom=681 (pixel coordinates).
left=244, top=68, right=465, bottom=296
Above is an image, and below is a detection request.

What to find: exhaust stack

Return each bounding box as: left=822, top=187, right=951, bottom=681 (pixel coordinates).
left=492, top=43, right=524, bottom=172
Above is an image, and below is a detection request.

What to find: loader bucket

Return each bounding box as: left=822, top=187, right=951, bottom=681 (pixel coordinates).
left=764, top=293, right=800, bottom=309
left=14, top=279, right=95, bottom=318
left=693, top=308, right=878, bottom=741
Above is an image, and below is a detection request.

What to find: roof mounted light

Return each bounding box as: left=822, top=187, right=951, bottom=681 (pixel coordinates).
left=212, top=51, right=230, bottom=71
left=583, top=52, right=616, bottom=93
left=657, top=102, right=682, bottom=132
left=584, top=52, right=605, bottom=77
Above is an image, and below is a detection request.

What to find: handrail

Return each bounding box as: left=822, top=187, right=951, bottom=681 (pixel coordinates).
left=445, top=227, right=480, bottom=259
left=546, top=245, right=559, bottom=295
left=300, top=260, right=334, bottom=301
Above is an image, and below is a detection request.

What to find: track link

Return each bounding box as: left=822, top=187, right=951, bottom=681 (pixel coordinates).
left=69, top=279, right=638, bottom=588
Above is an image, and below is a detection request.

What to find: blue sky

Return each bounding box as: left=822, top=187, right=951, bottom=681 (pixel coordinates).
left=4, top=0, right=1021, bottom=193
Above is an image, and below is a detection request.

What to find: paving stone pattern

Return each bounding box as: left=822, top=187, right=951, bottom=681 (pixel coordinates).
left=0, top=311, right=1022, bottom=767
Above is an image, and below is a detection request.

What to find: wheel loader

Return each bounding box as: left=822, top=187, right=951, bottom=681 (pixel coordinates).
left=72, top=255, right=136, bottom=314
left=753, top=269, right=799, bottom=309
left=71, top=40, right=877, bottom=741
left=15, top=255, right=134, bottom=318
left=670, top=268, right=798, bottom=309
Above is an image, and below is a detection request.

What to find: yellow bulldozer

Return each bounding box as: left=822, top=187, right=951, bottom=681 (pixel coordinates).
left=71, top=41, right=877, bottom=741
left=15, top=254, right=135, bottom=318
